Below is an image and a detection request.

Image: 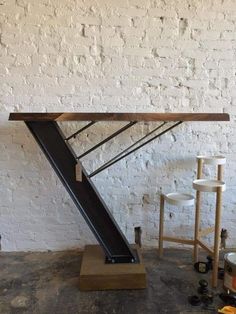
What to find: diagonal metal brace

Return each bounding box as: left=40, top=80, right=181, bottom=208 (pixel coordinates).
left=89, top=121, right=182, bottom=178
left=65, top=121, right=96, bottom=141
left=77, top=121, right=137, bottom=159
left=89, top=122, right=166, bottom=177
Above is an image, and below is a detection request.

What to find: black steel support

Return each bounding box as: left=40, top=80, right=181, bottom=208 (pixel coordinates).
left=77, top=121, right=137, bottom=159
left=25, top=121, right=136, bottom=264
left=65, top=121, right=96, bottom=141
left=89, top=121, right=182, bottom=178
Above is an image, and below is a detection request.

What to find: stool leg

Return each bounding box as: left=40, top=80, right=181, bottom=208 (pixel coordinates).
left=159, top=194, right=165, bottom=257
left=194, top=158, right=203, bottom=262
left=197, top=158, right=203, bottom=179
left=212, top=187, right=222, bottom=288
left=194, top=190, right=201, bottom=263
left=217, top=164, right=223, bottom=181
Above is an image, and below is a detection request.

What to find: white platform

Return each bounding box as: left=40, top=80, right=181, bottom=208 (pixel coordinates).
left=164, top=193, right=195, bottom=206
left=193, top=179, right=226, bottom=192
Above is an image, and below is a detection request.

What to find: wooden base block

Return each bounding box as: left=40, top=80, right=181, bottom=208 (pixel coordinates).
left=79, top=245, right=146, bottom=291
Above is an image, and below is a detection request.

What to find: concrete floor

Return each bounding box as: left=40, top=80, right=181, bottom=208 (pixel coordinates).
left=0, top=248, right=226, bottom=314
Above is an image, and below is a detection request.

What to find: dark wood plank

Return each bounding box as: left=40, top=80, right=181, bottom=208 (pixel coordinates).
left=79, top=245, right=146, bottom=291
left=9, top=112, right=230, bottom=121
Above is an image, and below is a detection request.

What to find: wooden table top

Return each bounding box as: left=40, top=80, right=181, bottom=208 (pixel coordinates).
left=9, top=112, right=230, bottom=122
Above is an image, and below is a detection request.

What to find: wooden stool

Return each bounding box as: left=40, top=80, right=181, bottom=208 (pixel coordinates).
left=159, top=192, right=195, bottom=257
left=193, top=155, right=226, bottom=288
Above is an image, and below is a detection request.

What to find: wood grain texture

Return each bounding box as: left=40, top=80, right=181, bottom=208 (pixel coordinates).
left=75, top=162, right=82, bottom=182
left=79, top=245, right=146, bottom=291
left=9, top=112, right=230, bottom=121
left=162, top=236, right=194, bottom=245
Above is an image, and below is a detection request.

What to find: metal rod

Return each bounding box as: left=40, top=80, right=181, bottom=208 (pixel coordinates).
left=89, top=121, right=182, bottom=178
left=89, top=122, right=166, bottom=177
left=65, top=121, right=96, bottom=141
left=77, top=121, right=137, bottom=159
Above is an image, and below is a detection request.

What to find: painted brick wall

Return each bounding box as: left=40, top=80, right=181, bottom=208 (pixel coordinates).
left=0, top=0, right=235, bottom=251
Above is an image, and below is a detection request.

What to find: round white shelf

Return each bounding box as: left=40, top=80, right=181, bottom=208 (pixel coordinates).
left=196, top=155, right=226, bottom=165
left=193, top=179, right=226, bottom=192
left=164, top=193, right=195, bottom=206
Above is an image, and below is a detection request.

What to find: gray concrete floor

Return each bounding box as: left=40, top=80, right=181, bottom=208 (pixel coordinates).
left=0, top=248, right=226, bottom=314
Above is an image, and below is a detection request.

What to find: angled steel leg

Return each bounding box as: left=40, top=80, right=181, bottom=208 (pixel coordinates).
left=25, top=121, right=136, bottom=264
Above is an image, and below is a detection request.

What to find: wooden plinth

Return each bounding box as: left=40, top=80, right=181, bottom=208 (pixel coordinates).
left=79, top=245, right=146, bottom=291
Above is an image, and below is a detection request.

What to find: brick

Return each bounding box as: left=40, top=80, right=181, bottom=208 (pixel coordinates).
left=128, top=0, right=151, bottom=8
left=148, top=8, right=177, bottom=18
left=115, top=7, right=147, bottom=17
left=84, top=26, right=100, bottom=37
left=190, top=19, right=209, bottom=30
left=122, top=27, right=145, bottom=37
left=201, top=40, right=232, bottom=50
left=28, top=3, right=55, bottom=16
left=0, top=4, right=24, bottom=17
left=123, top=47, right=151, bottom=57
left=182, top=79, right=208, bottom=89
left=210, top=50, right=234, bottom=60
left=124, top=36, right=143, bottom=47
left=182, top=49, right=207, bottom=60
left=219, top=60, right=236, bottom=69
left=222, top=31, right=236, bottom=40
left=210, top=19, right=235, bottom=31
left=191, top=30, right=220, bottom=40
left=15, top=55, right=31, bottom=66
left=145, top=27, right=162, bottom=38
left=103, top=35, right=124, bottom=47
left=75, top=16, right=101, bottom=26
left=8, top=43, right=37, bottom=56
left=103, top=16, right=132, bottom=27
left=175, top=40, right=199, bottom=50
left=156, top=47, right=180, bottom=58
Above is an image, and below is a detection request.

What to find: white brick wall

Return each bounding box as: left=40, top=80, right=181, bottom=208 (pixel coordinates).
left=0, top=0, right=235, bottom=251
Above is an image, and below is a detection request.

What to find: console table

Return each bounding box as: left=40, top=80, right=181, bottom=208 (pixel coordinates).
left=9, top=112, right=229, bottom=290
